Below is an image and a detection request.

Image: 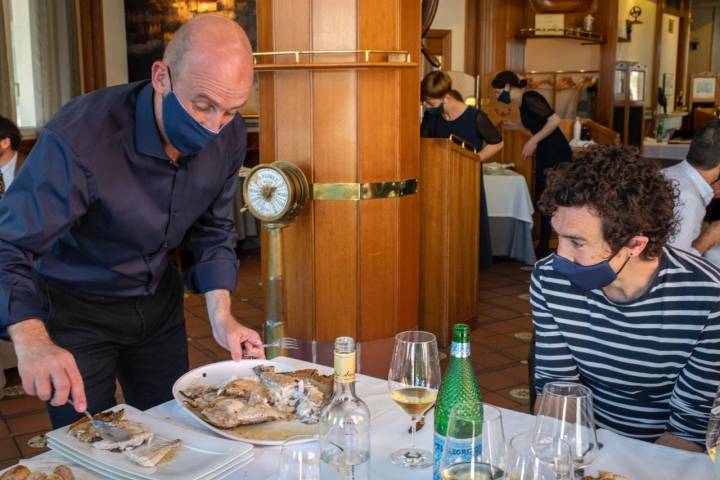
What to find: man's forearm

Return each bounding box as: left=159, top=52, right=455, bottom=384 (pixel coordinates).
left=655, top=432, right=703, bottom=452
left=692, top=230, right=719, bottom=255
left=8, top=319, right=51, bottom=345
left=204, top=289, right=232, bottom=321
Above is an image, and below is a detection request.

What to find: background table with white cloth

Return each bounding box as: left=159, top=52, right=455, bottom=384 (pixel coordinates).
left=483, top=169, right=537, bottom=265
left=26, top=356, right=715, bottom=479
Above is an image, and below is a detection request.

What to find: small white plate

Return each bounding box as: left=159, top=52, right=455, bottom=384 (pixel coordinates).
left=172, top=359, right=331, bottom=445
left=48, top=439, right=254, bottom=480
left=46, top=404, right=252, bottom=480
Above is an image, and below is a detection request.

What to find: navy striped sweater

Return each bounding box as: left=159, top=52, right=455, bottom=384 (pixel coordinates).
left=531, top=247, right=720, bottom=444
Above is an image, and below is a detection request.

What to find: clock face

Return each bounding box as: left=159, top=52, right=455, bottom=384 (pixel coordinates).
left=246, top=167, right=291, bottom=220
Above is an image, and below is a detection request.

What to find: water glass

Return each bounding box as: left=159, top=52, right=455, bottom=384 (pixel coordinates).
left=438, top=404, right=506, bottom=479
left=506, top=431, right=572, bottom=480
left=533, top=382, right=599, bottom=473
left=277, top=435, right=321, bottom=480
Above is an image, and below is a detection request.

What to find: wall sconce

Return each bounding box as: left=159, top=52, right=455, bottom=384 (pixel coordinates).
left=618, top=5, right=643, bottom=43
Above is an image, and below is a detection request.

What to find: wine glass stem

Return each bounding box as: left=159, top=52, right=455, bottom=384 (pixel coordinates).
left=409, top=416, right=416, bottom=454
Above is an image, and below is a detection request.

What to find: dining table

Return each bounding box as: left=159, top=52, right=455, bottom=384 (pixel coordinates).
left=16, top=356, right=715, bottom=479
left=483, top=168, right=537, bottom=266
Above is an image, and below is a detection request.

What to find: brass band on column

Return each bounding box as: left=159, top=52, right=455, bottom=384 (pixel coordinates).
left=312, top=179, right=418, bottom=201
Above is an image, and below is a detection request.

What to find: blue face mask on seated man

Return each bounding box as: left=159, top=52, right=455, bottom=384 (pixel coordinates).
left=162, top=68, right=224, bottom=156
left=552, top=246, right=631, bottom=292
left=498, top=90, right=512, bottom=104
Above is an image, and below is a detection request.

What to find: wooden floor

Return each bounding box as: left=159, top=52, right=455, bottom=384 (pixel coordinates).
left=0, top=253, right=534, bottom=466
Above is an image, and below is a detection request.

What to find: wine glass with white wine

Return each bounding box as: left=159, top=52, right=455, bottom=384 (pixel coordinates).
left=707, top=389, right=720, bottom=479
left=388, top=330, right=442, bottom=469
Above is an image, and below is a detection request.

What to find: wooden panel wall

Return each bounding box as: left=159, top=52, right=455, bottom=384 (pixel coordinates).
left=258, top=0, right=420, bottom=343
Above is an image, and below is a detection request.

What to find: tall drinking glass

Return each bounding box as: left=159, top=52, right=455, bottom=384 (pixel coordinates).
left=388, top=331, right=442, bottom=469
left=506, top=432, right=572, bottom=480
left=439, top=404, right=506, bottom=479
left=277, top=435, right=321, bottom=480
left=533, top=382, right=599, bottom=476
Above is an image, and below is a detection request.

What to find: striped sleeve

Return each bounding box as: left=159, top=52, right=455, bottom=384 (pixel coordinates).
left=666, top=302, right=720, bottom=443
left=530, top=268, right=580, bottom=394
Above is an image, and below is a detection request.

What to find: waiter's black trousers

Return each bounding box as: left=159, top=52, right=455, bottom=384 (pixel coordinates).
left=38, top=265, right=189, bottom=428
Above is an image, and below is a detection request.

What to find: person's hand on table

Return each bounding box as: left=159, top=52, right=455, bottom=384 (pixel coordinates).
left=210, top=312, right=265, bottom=361
left=9, top=319, right=87, bottom=412
left=522, top=138, right=538, bottom=158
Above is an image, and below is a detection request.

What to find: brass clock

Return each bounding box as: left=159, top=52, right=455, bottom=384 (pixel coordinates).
left=242, top=161, right=309, bottom=359
left=243, top=161, right=309, bottom=223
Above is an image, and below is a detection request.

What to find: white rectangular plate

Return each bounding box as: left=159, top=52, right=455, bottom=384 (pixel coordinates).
left=46, top=404, right=252, bottom=480
left=48, top=439, right=254, bottom=480
left=172, top=359, right=330, bottom=445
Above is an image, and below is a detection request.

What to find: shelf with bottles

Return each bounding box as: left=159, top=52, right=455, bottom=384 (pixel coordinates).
left=515, top=27, right=606, bottom=44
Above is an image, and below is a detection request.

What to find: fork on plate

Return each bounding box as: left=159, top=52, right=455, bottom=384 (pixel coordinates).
left=68, top=400, right=130, bottom=442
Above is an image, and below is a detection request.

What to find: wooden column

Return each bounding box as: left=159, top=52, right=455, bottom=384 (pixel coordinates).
left=257, top=1, right=420, bottom=347
left=465, top=0, right=526, bottom=89
left=595, top=0, right=619, bottom=128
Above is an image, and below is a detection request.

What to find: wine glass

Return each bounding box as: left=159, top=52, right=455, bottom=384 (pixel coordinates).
left=533, top=382, right=599, bottom=476
left=439, top=404, right=506, bottom=479
left=277, top=435, right=321, bottom=480
left=506, top=432, right=573, bottom=480
left=706, top=399, right=720, bottom=479
left=387, top=330, right=442, bottom=469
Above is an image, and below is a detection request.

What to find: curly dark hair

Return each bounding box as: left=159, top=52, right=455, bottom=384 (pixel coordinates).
left=539, top=145, right=677, bottom=260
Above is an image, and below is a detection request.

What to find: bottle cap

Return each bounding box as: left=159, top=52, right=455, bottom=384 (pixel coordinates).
left=452, top=324, right=470, bottom=343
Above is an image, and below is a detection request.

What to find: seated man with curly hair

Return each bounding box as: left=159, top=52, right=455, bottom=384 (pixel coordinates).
left=531, top=145, right=720, bottom=452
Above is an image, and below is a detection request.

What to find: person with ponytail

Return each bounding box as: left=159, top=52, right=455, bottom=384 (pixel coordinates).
left=491, top=70, right=572, bottom=258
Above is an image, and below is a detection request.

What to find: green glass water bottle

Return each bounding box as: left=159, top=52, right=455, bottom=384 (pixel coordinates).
left=433, top=324, right=483, bottom=480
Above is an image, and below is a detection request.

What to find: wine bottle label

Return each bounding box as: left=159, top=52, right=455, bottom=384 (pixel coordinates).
left=334, top=351, right=356, bottom=383
left=432, top=432, right=482, bottom=480
left=450, top=341, right=470, bottom=358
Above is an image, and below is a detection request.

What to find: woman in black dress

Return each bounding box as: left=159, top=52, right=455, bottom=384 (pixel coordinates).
left=491, top=71, right=572, bottom=258
left=420, top=71, right=504, bottom=269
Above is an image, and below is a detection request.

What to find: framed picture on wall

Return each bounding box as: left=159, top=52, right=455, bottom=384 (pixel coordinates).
left=663, top=73, right=675, bottom=106
left=123, top=0, right=258, bottom=117
left=692, top=76, right=717, bottom=101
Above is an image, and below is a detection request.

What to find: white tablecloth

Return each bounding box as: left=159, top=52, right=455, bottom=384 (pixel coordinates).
left=483, top=171, right=534, bottom=225
left=643, top=137, right=690, bottom=161
left=28, top=357, right=715, bottom=479
left=483, top=171, right=536, bottom=265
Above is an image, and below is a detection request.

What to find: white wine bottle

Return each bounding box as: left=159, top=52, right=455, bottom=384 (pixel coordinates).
left=320, top=337, right=371, bottom=479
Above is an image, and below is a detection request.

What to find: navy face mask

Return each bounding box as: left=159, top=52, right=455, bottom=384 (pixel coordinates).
left=498, top=90, right=512, bottom=104
left=424, top=103, right=444, bottom=115
left=553, top=247, right=631, bottom=292
left=162, top=68, right=220, bottom=156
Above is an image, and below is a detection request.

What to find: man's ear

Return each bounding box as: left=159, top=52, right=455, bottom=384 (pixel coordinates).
left=150, top=61, right=170, bottom=95
left=626, top=235, right=650, bottom=257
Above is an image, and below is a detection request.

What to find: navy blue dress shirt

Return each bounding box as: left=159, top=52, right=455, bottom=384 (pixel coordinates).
left=0, top=81, right=246, bottom=328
